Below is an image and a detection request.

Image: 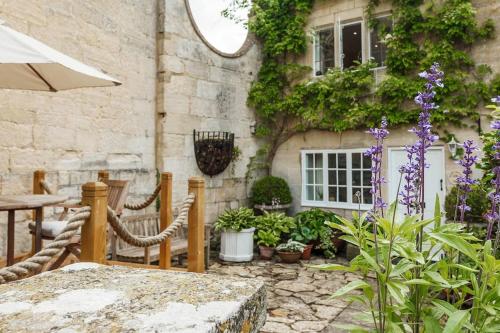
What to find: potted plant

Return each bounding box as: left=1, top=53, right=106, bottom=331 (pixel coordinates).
left=215, top=207, right=256, bottom=262
left=276, top=239, right=306, bottom=263
left=255, top=230, right=279, bottom=259
left=254, top=211, right=296, bottom=259
left=293, top=208, right=343, bottom=258
left=291, top=226, right=317, bottom=260
left=251, top=176, right=292, bottom=214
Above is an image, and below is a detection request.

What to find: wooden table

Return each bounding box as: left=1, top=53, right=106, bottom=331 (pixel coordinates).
left=0, top=194, right=68, bottom=266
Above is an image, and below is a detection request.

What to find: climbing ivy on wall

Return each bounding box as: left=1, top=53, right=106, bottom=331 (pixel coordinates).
left=241, top=0, right=498, bottom=177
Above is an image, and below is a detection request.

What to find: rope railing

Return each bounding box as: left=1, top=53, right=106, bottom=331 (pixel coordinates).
left=40, top=180, right=53, bottom=195
left=107, top=193, right=195, bottom=247
left=0, top=206, right=91, bottom=284
left=123, top=183, right=162, bottom=210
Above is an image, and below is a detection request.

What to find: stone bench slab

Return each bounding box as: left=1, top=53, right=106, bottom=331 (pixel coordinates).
left=0, top=263, right=266, bottom=332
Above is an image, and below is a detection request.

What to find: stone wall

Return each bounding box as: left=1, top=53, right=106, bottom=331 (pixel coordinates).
left=0, top=0, right=158, bottom=255
left=158, top=0, right=261, bottom=223
left=272, top=0, right=500, bottom=216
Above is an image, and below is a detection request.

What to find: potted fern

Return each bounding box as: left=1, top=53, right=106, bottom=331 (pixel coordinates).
left=215, top=207, right=256, bottom=262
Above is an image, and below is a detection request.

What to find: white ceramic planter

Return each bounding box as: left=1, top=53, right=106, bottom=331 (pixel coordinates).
left=219, top=227, right=255, bottom=262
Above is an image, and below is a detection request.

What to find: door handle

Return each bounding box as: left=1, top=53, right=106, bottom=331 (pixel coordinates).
left=440, top=179, right=443, bottom=191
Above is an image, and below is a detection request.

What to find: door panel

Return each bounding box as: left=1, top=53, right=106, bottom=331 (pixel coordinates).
left=388, top=148, right=445, bottom=221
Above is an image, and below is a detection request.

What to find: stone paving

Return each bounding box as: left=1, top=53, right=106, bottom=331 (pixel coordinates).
left=208, top=256, right=372, bottom=333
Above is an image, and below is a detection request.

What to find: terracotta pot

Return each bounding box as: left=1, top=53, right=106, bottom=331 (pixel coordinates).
left=332, top=233, right=346, bottom=252
left=301, top=244, right=313, bottom=260
left=278, top=251, right=302, bottom=263
left=259, top=245, right=275, bottom=260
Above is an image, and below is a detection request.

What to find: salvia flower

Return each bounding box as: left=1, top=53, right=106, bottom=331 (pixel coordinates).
left=365, top=117, right=389, bottom=215
left=400, top=63, right=443, bottom=215
left=455, top=140, right=479, bottom=223
left=491, top=96, right=500, bottom=104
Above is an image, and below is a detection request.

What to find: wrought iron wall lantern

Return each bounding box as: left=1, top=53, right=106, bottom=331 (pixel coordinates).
left=193, top=130, right=235, bottom=176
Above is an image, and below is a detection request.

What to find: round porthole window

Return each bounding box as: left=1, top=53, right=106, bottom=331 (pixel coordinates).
left=185, top=0, right=252, bottom=58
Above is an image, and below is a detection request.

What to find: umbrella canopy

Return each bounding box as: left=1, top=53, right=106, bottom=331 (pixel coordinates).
left=0, top=19, right=121, bottom=91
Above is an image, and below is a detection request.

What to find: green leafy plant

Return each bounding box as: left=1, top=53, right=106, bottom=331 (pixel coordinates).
left=250, top=176, right=292, bottom=206
left=254, top=211, right=296, bottom=246
left=445, top=184, right=490, bottom=225
left=214, top=207, right=256, bottom=232
left=293, top=208, right=342, bottom=257
left=276, top=239, right=306, bottom=253
left=291, top=225, right=317, bottom=244
left=314, top=201, right=500, bottom=332
left=318, top=227, right=336, bottom=259
left=255, top=230, right=280, bottom=247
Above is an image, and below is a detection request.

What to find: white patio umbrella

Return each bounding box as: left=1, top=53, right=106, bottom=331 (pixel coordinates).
left=0, top=19, right=121, bottom=91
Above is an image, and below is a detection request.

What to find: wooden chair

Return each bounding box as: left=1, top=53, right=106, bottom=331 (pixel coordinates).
left=110, top=212, right=211, bottom=267
left=28, top=178, right=129, bottom=269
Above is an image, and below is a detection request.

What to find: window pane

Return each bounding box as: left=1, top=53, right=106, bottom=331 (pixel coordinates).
left=352, top=153, right=361, bottom=168
left=306, top=154, right=314, bottom=168
left=342, top=22, right=362, bottom=69
left=306, top=185, right=314, bottom=201
left=328, top=187, right=337, bottom=201
left=363, top=155, right=372, bottom=169
left=339, top=187, right=347, bottom=202
left=306, top=170, right=314, bottom=184
left=338, top=170, right=346, bottom=185
left=315, top=186, right=324, bottom=201
left=363, top=171, right=372, bottom=186
left=315, top=170, right=323, bottom=184
left=328, top=170, right=337, bottom=185
left=316, top=28, right=335, bottom=76
left=328, top=154, right=336, bottom=168
left=353, top=187, right=362, bottom=203
left=315, top=153, right=323, bottom=168
left=352, top=171, right=361, bottom=186
left=370, top=16, right=392, bottom=67
left=363, top=188, right=373, bottom=204
left=338, top=154, right=347, bottom=169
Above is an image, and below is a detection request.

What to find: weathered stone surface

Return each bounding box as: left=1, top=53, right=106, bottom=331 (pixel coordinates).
left=0, top=263, right=266, bottom=333
left=209, top=257, right=372, bottom=332
left=291, top=320, right=329, bottom=332
left=275, top=281, right=316, bottom=293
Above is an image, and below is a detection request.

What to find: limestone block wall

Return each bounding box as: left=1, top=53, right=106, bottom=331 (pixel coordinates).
left=0, top=1, right=158, bottom=255
left=158, top=0, right=261, bottom=223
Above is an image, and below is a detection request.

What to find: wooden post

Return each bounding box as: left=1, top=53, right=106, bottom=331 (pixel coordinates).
left=98, top=170, right=109, bottom=184
left=31, top=170, right=46, bottom=254
left=187, top=177, right=205, bottom=273
left=159, top=172, right=172, bottom=269
left=80, top=182, right=108, bottom=264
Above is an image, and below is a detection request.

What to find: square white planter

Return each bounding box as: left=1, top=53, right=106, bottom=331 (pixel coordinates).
left=219, top=227, right=255, bottom=262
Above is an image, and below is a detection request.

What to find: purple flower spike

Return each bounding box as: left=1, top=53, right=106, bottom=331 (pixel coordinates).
left=400, top=63, right=443, bottom=216
left=455, top=140, right=479, bottom=223
left=365, top=117, right=389, bottom=216
left=491, top=96, right=500, bottom=104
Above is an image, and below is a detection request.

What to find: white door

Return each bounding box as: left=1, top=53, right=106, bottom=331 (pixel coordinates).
left=388, top=147, right=446, bottom=220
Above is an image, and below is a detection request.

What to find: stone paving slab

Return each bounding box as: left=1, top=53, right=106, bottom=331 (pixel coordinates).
left=0, top=263, right=266, bottom=333
left=208, top=256, right=373, bottom=333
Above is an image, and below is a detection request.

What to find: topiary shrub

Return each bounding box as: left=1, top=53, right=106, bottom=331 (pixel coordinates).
left=250, top=176, right=292, bottom=206
left=444, top=185, right=490, bottom=224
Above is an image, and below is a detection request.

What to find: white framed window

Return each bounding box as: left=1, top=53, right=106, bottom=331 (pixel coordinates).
left=313, top=27, right=335, bottom=76
left=369, top=16, right=392, bottom=68
left=301, top=149, right=373, bottom=210
left=340, top=20, right=363, bottom=69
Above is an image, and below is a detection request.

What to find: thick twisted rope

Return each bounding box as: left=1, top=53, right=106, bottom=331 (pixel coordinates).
left=108, top=193, right=195, bottom=247
left=0, top=207, right=91, bottom=284
left=40, top=180, right=53, bottom=195
left=123, top=184, right=162, bottom=210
